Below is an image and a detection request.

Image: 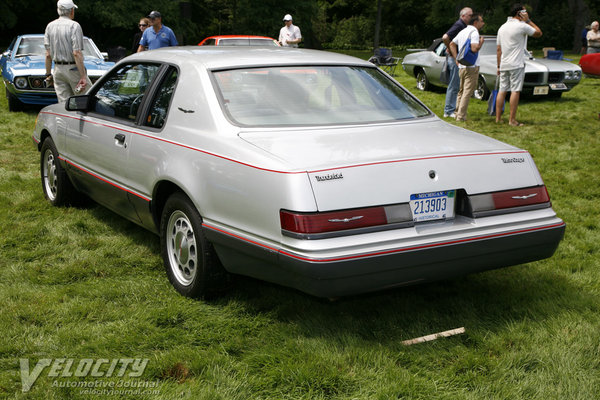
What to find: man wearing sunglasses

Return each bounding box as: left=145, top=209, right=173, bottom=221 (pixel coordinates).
left=137, top=11, right=178, bottom=52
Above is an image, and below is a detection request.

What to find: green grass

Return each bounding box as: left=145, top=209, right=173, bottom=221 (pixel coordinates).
left=1, top=54, right=600, bottom=399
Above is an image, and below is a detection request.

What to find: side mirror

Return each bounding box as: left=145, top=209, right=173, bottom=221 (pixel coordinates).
left=2, top=51, right=10, bottom=58
left=101, top=52, right=109, bottom=61
left=65, top=94, right=91, bottom=112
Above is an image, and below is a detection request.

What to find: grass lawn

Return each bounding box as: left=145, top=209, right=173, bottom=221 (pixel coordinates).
left=1, top=53, right=599, bottom=399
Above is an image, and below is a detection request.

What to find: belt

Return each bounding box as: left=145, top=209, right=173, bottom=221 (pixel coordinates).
left=54, top=61, right=76, bottom=65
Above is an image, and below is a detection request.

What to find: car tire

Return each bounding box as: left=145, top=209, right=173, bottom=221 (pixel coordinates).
left=415, top=69, right=430, bottom=91
left=473, top=75, right=490, bottom=101
left=6, top=88, right=24, bottom=112
left=160, top=192, right=229, bottom=298
left=40, top=137, right=78, bottom=206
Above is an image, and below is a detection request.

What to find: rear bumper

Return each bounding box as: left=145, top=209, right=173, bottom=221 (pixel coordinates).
left=203, top=220, right=565, bottom=298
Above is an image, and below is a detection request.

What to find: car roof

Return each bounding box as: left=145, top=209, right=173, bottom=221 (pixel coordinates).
left=123, top=46, right=372, bottom=70
left=14, top=33, right=94, bottom=40
left=205, top=35, right=276, bottom=40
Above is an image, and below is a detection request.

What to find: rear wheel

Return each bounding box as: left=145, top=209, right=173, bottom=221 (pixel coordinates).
left=6, top=88, right=23, bottom=112
left=40, top=137, right=78, bottom=206
left=160, top=192, right=229, bottom=298
left=473, top=75, right=490, bottom=100
left=415, top=69, right=430, bottom=91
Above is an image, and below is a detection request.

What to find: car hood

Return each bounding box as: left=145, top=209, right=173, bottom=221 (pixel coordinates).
left=7, top=55, right=114, bottom=76
left=239, top=118, right=541, bottom=210
left=478, top=54, right=582, bottom=72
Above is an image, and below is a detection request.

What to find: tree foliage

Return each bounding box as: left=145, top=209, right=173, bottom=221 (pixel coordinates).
left=1, top=0, right=598, bottom=52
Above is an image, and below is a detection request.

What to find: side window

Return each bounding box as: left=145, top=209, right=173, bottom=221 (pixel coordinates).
left=144, top=67, right=178, bottom=129
left=435, top=42, right=447, bottom=57
left=93, top=63, right=160, bottom=120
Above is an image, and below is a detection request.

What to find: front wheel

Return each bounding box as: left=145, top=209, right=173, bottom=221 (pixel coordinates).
left=160, top=192, right=229, bottom=298
left=415, top=69, right=430, bottom=91
left=473, top=75, right=490, bottom=101
left=40, top=137, right=77, bottom=206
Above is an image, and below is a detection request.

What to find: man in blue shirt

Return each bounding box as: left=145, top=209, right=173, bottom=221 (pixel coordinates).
left=442, top=7, right=472, bottom=118
left=137, top=11, right=177, bottom=52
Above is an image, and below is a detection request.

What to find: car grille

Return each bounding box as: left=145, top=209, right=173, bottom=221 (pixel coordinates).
left=27, top=76, right=54, bottom=91
left=24, top=75, right=101, bottom=91
left=548, top=72, right=564, bottom=83
left=524, top=73, right=543, bottom=85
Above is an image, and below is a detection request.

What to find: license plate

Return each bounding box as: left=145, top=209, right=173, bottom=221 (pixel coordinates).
left=410, top=190, right=455, bottom=222
left=533, top=86, right=549, bottom=95
left=549, top=83, right=567, bottom=90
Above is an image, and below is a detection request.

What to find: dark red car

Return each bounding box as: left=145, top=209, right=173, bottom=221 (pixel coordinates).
left=198, top=35, right=280, bottom=47
left=579, top=53, right=600, bottom=76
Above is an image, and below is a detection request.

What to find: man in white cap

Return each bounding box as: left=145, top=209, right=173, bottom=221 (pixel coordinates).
left=44, top=0, right=92, bottom=102
left=278, top=14, right=302, bottom=47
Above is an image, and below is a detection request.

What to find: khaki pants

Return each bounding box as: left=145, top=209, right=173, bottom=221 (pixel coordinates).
left=52, top=64, right=92, bottom=103
left=455, top=66, right=479, bottom=121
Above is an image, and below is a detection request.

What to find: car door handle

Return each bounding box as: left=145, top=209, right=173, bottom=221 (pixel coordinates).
left=114, top=133, right=127, bottom=147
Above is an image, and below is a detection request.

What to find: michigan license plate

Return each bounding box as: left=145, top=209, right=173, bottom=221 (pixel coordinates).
left=533, top=86, right=549, bottom=95
left=410, top=190, right=455, bottom=222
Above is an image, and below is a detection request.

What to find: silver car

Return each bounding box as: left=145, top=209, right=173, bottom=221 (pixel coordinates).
left=33, top=47, right=565, bottom=298
left=402, top=36, right=582, bottom=100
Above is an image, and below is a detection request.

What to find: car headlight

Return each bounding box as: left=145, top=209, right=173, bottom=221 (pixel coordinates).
left=14, top=77, right=28, bottom=89
left=574, top=70, right=581, bottom=80
left=565, top=70, right=573, bottom=79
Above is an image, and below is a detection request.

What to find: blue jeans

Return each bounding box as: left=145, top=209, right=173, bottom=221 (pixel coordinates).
left=444, top=57, right=460, bottom=115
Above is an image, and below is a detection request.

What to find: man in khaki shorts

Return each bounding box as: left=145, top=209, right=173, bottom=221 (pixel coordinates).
left=495, top=4, right=542, bottom=126
left=44, top=0, right=92, bottom=103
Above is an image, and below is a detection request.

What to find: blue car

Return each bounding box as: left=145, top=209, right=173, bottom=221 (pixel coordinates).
left=1, top=34, right=114, bottom=111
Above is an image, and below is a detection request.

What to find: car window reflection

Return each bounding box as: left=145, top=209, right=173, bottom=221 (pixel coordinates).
left=93, top=63, right=160, bottom=120
left=145, top=67, right=178, bottom=129
left=214, top=66, right=430, bottom=126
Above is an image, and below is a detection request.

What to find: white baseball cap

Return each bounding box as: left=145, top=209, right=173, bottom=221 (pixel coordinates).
left=283, top=14, right=292, bottom=21
left=57, top=0, right=78, bottom=9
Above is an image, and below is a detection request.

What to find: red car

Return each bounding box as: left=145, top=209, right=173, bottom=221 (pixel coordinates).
left=579, top=53, right=600, bottom=76
left=198, top=35, right=280, bottom=46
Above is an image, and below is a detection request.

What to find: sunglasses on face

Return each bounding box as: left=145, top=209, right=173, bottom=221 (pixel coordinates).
left=139, top=24, right=148, bottom=27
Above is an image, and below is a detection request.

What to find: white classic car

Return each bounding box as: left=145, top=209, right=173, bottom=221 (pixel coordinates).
left=33, top=47, right=565, bottom=298
left=402, top=36, right=582, bottom=100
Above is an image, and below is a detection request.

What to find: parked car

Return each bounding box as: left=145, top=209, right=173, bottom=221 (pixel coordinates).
left=198, top=35, right=280, bottom=46
left=579, top=52, right=600, bottom=77
left=402, top=36, right=582, bottom=100
left=33, top=47, right=565, bottom=298
left=1, top=34, right=114, bottom=111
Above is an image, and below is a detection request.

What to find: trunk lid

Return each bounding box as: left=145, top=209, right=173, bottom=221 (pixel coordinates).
left=239, top=119, right=543, bottom=211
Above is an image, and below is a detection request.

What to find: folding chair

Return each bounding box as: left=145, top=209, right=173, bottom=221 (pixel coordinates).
left=368, top=48, right=400, bottom=75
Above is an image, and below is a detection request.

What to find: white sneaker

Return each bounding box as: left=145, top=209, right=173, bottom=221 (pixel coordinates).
left=443, top=113, right=456, bottom=118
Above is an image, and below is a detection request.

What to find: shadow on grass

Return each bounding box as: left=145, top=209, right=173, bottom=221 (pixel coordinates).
left=215, top=265, right=596, bottom=343
left=78, top=202, right=595, bottom=344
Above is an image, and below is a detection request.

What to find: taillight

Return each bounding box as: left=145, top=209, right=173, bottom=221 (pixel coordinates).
left=468, top=186, right=551, bottom=217
left=281, top=204, right=412, bottom=238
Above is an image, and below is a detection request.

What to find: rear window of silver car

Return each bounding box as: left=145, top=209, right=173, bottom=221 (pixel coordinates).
left=212, top=66, right=430, bottom=126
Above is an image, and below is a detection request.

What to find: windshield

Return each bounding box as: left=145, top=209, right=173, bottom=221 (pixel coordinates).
left=479, top=40, right=498, bottom=56
left=213, top=66, right=430, bottom=126
left=15, top=37, right=102, bottom=59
